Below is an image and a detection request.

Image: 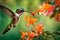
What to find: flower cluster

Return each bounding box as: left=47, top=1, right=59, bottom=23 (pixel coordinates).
left=25, top=15, right=38, bottom=26
left=37, top=2, right=60, bottom=22
left=20, top=1, right=60, bottom=40
left=37, top=2, right=56, bottom=16
left=20, top=12, right=44, bottom=40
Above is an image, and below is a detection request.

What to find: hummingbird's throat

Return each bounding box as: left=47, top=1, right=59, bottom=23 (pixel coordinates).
left=15, top=13, right=19, bottom=17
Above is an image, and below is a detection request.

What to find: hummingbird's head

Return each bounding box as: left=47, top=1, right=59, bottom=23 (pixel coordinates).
left=16, top=8, right=25, bottom=14
left=16, top=8, right=28, bottom=17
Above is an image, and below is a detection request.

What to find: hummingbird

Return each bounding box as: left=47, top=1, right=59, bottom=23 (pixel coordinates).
left=0, top=5, right=27, bottom=34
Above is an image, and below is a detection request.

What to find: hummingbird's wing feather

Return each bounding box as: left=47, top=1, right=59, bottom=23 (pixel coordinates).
left=0, top=5, right=16, bottom=34
left=2, top=18, right=16, bottom=34
left=2, top=26, right=11, bottom=34
left=0, top=5, right=15, bottom=18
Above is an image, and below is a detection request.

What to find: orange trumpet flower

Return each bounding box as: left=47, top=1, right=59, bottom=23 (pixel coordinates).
left=34, top=24, right=44, bottom=34
left=42, top=3, right=51, bottom=11
left=37, top=3, right=56, bottom=16
left=27, top=31, right=38, bottom=40
left=55, top=14, right=60, bottom=22
left=25, top=15, right=38, bottom=26
left=20, top=30, right=27, bottom=39
left=37, top=3, right=51, bottom=12
left=31, top=11, right=35, bottom=16
left=54, top=0, right=60, bottom=6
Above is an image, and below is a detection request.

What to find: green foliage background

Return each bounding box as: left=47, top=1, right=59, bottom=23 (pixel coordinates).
left=0, top=0, right=60, bottom=40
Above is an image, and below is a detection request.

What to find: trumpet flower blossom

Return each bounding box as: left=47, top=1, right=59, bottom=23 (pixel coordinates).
left=20, top=30, right=27, bottom=39
left=37, top=3, right=56, bottom=16
left=25, top=15, right=38, bottom=26
left=34, top=24, right=44, bottom=34
left=55, top=14, right=60, bottom=22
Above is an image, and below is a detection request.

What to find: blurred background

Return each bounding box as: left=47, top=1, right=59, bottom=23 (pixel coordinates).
left=0, top=0, right=60, bottom=40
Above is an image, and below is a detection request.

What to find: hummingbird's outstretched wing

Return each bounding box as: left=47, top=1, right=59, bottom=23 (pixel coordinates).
left=0, top=5, right=15, bottom=18
left=0, top=5, right=16, bottom=34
